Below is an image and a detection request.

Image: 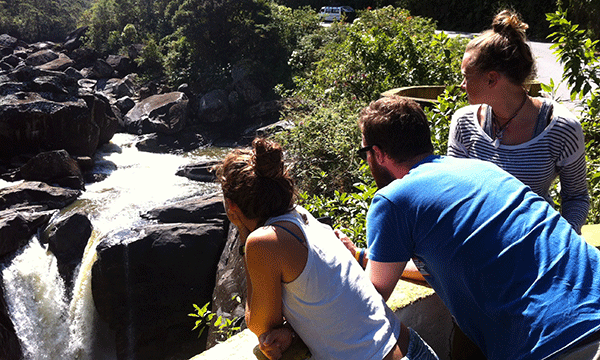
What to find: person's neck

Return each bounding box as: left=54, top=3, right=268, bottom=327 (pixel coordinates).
left=393, top=152, right=434, bottom=179
left=491, top=90, right=528, bottom=126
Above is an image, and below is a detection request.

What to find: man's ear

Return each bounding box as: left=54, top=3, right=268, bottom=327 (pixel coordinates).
left=372, top=145, right=387, bottom=165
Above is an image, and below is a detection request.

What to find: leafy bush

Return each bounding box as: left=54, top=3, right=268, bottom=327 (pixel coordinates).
left=291, top=7, right=466, bottom=102
left=425, top=85, right=468, bottom=155
left=547, top=9, right=600, bottom=224
left=557, top=0, right=600, bottom=40
left=273, top=99, right=364, bottom=197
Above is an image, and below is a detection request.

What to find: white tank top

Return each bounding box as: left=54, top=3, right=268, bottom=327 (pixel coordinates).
left=266, top=206, right=401, bottom=360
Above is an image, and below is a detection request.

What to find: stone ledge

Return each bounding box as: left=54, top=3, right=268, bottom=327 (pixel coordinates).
left=191, top=279, right=444, bottom=360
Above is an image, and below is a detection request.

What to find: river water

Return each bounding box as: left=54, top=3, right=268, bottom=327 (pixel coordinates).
left=1, top=134, right=226, bottom=360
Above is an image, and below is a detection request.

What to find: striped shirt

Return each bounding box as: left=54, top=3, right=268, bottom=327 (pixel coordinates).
left=447, top=99, right=589, bottom=233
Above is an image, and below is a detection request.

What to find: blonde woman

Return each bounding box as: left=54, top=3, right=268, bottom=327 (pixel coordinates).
left=448, top=9, right=589, bottom=233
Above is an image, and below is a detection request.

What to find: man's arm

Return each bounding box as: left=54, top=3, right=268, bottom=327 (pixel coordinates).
left=366, top=260, right=406, bottom=301
left=334, top=229, right=425, bottom=282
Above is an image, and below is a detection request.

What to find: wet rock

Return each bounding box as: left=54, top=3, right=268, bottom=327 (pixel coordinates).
left=40, top=211, right=92, bottom=288
left=141, top=193, right=226, bottom=224
left=0, top=181, right=80, bottom=211
left=134, top=130, right=205, bottom=153
left=19, top=150, right=85, bottom=190
left=0, top=207, right=55, bottom=258
left=207, top=224, right=246, bottom=347
left=92, top=220, right=228, bottom=360
left=175, top=160, right=219, bottom=182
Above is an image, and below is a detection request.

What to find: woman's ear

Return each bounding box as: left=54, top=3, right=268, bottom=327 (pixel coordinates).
left=487, top=71, right=500, bottom=87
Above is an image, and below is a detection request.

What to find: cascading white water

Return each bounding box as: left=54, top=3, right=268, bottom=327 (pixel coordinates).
left=1, top=133, right=224, bottom=359
left=2, top=236, right=70, bottom=360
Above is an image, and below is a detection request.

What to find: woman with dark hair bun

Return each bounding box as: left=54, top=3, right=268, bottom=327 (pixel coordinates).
left=214, top=138, right=438, bottom=360
left=448, top=9, right=589, bottom=233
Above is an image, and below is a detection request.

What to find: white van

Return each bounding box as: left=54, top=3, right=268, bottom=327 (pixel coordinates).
left=318, top=6, right=355, bottom=22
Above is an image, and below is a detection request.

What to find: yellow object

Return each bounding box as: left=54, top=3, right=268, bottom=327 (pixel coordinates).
left=581, top=224, right=600, bottom=249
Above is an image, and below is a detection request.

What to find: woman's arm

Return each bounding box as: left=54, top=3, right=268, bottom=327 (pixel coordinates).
left=244, top=230, right=284, bottom=338
left=559, top=153, right=590, bottom=234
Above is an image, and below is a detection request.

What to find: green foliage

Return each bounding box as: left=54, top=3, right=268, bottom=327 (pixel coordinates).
left=272, top=99, right=364, bottom=197
left=291, top=7, right=466, bottom=102
left=557, top=0, right=600, bottom=40
left=547, top=9, right=600, bottom=224
left=189, top=297, right=242, bottom=340
left=547, top=10, right=600, bottom=101
left=0, top=0, right=86, bottom=42
left=425, top=85, right=468, bottom=155
left=134, top=37, right=164, bottom=79
left=298, top=164, right=376, bottom=246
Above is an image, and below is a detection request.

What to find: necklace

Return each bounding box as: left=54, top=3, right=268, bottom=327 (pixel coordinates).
left=491, top=93, right=528, bottom=148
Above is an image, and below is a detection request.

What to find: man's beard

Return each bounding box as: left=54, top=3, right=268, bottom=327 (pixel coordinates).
left=370, top=160, right=396, bottom=189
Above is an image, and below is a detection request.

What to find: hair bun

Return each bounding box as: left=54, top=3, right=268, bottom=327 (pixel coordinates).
left=252, top=138, right=285, bottom=178
left=492, top=9, right=528, bottom=41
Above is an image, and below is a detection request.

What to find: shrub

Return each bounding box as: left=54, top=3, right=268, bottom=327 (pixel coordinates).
left=291, top=7, right=466, bottom=102
left=547, top=9, right=600, bottom=224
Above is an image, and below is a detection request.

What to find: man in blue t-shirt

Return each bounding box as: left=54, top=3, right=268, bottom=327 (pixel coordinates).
left=343, top=96, right=600, bottom=360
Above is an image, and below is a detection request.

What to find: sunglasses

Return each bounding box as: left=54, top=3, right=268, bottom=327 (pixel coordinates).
left=357, top=145, right=376, bottom=161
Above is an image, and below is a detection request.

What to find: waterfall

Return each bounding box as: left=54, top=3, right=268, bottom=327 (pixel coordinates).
left=2, top=237, right=70, bottom=360
left=1, top=133, right=223, bottom=359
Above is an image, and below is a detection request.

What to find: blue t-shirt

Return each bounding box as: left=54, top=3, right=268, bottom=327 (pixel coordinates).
left=367, top=155, right=600, bottom=360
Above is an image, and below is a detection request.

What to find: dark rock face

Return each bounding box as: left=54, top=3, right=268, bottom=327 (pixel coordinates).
left=0, top=61, right=121, bottom=161
left=0, top=207, right=54, bottom=258
left=0, top=283, right=21, bottom=360
left=19, top=149, right=85, bottom=190
left=123, top=92, right=188, bottom=135
left=207, top=225, right=247, bottom=347
left=39, top=211, right=93, bottom=288
left=92, top=220, right=228, bottom=360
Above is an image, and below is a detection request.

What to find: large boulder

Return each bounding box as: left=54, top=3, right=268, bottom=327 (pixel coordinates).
left=0, top=64, right=119, bottom=160
left=134, top=130, right=205, bottom=154
left=0, top=207, right=55, bottom=258
left=175, top=161, right=219, bottom=183
left=0, top=181, right=80, bottom=211
left=123, top=92, right=188, bottom=135
left=198, top=90, right=229, bottom=123
left=36, top=53, right=75, bottom=72
left=0, top=92, right=98, bottom=158
left=19, top=149, right=85, bottom=190
left=25, top=49, right=59, bottom=66
left=141, top=193, right=226, bottom=224
left=39, top=211, right=92, bottom=289
left=92, top=220, right=228, bottom=360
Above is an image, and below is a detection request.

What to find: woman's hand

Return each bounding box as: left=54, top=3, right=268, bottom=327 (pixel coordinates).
left=258, top=326, right=295, bottom=360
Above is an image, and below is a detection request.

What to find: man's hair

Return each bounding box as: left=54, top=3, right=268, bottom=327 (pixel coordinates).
left=358, top=96, right=433, bottom=163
